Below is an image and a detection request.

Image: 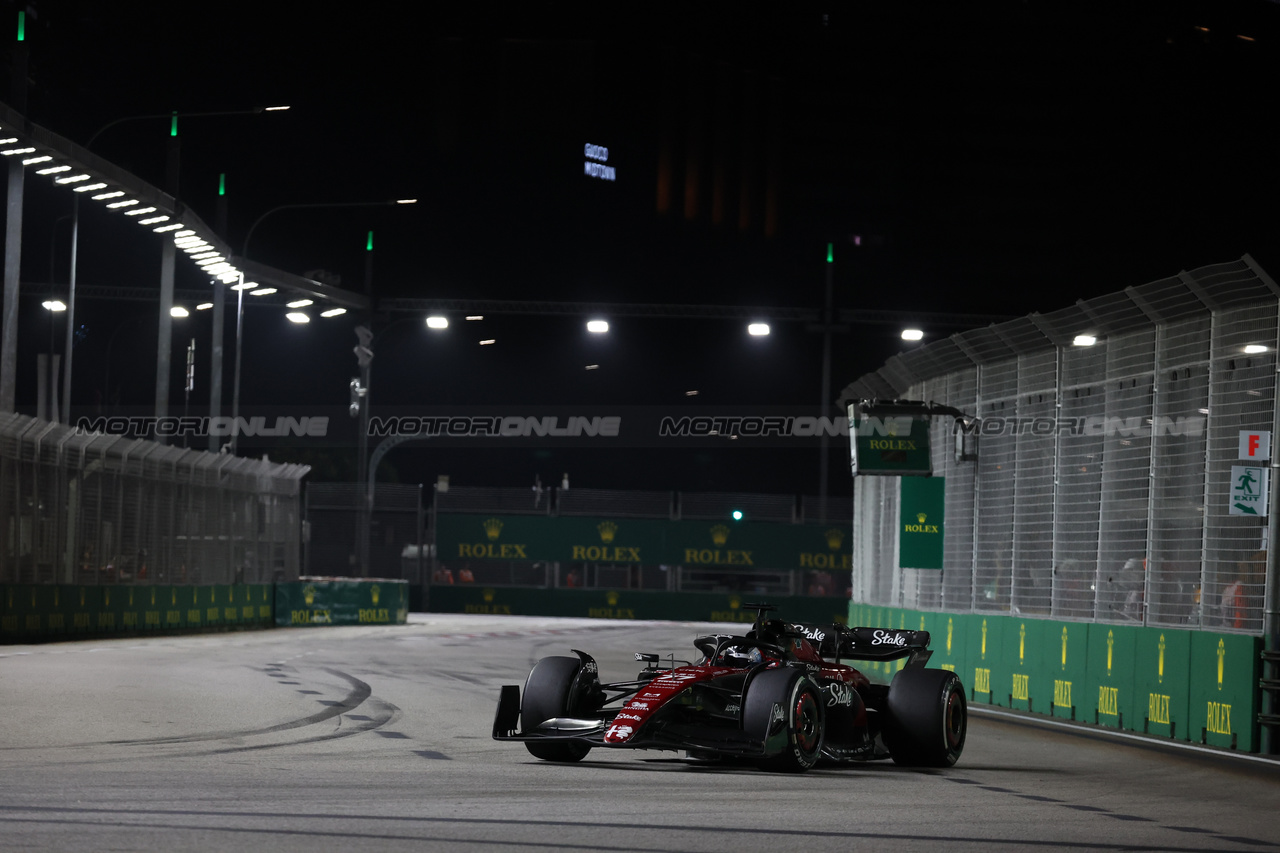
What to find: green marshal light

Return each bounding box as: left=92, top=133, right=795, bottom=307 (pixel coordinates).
left=826, top=242, right=833, bottom=264
left=16, top=11, right=24, bottom=41
left=170, top=111, right=178, bottom=137
left=366, top=230, right=374, bottom=252
left=218, top=173, right=226, bottom=196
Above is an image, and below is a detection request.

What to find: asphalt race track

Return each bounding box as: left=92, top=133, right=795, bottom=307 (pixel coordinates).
left=1, top=614, right=1277, bottom=853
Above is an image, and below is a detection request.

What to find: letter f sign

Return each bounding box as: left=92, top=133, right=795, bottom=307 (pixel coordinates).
left=1240, top=431, right=1270, bottom=461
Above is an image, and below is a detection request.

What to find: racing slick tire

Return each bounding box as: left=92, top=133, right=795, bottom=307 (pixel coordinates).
left=743, top=668, right=824, bottom=773
left=521, top=656, right=592, bottom=763
left=883, top=668, right=967, bottom=767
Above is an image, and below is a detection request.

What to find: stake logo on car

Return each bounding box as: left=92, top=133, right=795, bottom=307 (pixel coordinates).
left=872, top=630, right=907, bottom=646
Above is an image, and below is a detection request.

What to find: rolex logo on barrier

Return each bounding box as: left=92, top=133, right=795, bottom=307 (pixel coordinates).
left=371, top=584, right=381, bottom=606
left=710, top=524, right=730, bottom=546
left=686, top=524, right=752, bottom=566
left=1217, top=639, right=1225, bottom=690
left=462, top=518, right=528, bottom=559
left=917, top=513, right=927, bottom=524
left=303, top=585, right=316, bottom=606
left=825, top=528, right=844, bottom=549
left=1158, top=634, right=1166, bottom=684
left=483, top=588, right=495, bottom=602
left=572, top=520, right=639, bottom=562
left=1061, top=626, right=1069, bottom=669
left=589, top=589, right=635, bottom=620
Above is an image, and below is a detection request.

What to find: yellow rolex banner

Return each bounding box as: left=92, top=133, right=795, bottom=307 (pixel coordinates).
left=899, top=477, right=944, bottom=569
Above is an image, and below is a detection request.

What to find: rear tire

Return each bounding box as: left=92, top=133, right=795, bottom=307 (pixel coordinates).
left=522, top=656, right=591, bottom=762
left=883, top=668, right=966, bottom=767
left=743, top=668, right=824, bottom=772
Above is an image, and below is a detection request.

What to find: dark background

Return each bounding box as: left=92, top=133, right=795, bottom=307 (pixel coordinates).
left=4, top=1, right=1279, bottom=495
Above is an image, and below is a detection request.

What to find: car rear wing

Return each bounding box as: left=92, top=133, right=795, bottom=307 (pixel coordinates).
left=795, top=623, right=933, bottom=666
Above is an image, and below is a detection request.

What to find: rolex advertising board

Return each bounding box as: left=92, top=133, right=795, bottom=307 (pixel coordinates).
left=1189, top=631, right=1263, bottom=752
left=275, top=579, right=408, bottom=627
left=1041, top=621, right=1089, bottom=721
left=1006, top=618, right=1046, bottom=712
left=433, top=514, right=851, bottom=571
left=899, top=477, right=944, bottom=569
left=849, top=407, right=933, bottom=476
left=1133, top=627, right=1192, bottom=740
left=968, top=614, right=1004, bottom=705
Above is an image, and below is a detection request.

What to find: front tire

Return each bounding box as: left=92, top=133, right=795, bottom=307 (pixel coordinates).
left=743, top=668, right=824, bottom=772
left=883, top=668, right=967, bottom=767
left=521, top=656, right=591, bottom=762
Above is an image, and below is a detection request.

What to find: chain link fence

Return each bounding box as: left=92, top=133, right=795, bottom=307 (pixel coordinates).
left=0, top=413, right=308, bottom=585
left=841, top=256, right=1278, bottom=635
left=303, top=483, right=425, bottom=582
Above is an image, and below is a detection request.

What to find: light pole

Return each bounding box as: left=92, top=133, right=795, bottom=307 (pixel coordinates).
left=64, top=106, right=290, bottom=432
left=46, top=212, right=72, bottom=422
left=351, top=313, right=446, bottom=577
left=230, top=199, right=416, bottom=457
left=40, top=300, right=66, bottom=421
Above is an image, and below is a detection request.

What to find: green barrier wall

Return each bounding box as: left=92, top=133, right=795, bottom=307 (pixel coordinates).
left=1, top=583, right=275, bottom=642
left=969, top=614, right=1004, bottom=705
left=1084, top=624, right=1139, bottom=729
left=425, top=585, right=848, bottom=628
left=1133, top=627, right=1191, bottom=740
left=1189, top=631, right=1262, bottom=751
left=849, top=603, right=1265, bottom=753
left=275, top=579, right=409, bottom=627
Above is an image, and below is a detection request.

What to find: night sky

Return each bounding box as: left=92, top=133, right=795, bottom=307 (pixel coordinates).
left=5, top=1, right=1279, bottom=495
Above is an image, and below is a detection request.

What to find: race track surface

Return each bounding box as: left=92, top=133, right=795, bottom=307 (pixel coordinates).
left=1, top=614, right=1277, bottom=852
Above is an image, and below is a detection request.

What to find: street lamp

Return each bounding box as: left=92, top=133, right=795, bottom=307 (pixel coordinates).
left=38, top=300, right=66, bottom=421
left=229, top=199, right=417, bottom=455
left=64, top=106, right=291, bottom=431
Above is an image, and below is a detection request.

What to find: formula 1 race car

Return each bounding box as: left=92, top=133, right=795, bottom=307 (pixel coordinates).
left=492, top=604, right=966, bottom=772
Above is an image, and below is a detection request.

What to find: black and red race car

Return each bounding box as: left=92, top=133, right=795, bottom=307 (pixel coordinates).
left=492, top=604, right=966, bottom=772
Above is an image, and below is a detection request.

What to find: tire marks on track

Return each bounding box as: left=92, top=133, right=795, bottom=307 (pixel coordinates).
left=941, top=775, right=1278, bottom=849
left=2, top=665, right=406, bottom=760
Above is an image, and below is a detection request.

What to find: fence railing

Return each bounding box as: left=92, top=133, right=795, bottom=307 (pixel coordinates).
left=0, top=413, right=309, bottom=585
left=842, top=256, right=1278, bottom=636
